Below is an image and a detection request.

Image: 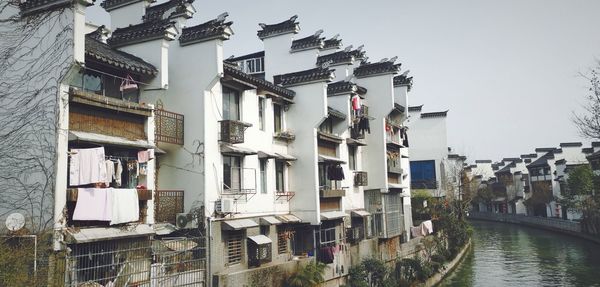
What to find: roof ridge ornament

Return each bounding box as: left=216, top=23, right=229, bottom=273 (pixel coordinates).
left=343, top=45, right=353, bottom=52
left=313, top=29, right=324, bottom=37
left=389, top=56, right=398, bottom=63
left=217, top=12, right=229, bottom=22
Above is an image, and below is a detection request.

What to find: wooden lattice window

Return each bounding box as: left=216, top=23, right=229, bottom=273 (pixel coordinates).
left=226, top=231, right=243, bottom=265
left=277, top=229, right=288, bottom=254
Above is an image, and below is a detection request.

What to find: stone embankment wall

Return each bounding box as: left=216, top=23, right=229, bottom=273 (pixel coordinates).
left=468, top=211, right=600, bottom=244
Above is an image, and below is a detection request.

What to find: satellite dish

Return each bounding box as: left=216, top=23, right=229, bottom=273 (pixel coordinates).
left=5, top=213, right=25, bottom=231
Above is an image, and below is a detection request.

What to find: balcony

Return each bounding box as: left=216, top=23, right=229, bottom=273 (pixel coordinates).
left=220, top=120, right=252, bottom=144
left=319, top=188, right=346, bottom=198
left=154, top=190, right=184, bottom=224
left=155, top=109, right=184, bottom=145
left=223, top=167, right=257, bottom=199
left=354, top=171, right=368, bottom=186
left=387, top=156, right=403, bottom=174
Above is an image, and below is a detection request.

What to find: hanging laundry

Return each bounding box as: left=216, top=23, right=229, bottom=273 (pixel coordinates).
left=115, top=159, right=123, bottom=187
left=351, top=95, right=361, bottom=111
left=139, top=162, right=147, bottom=175
left=319, top=246, right=335, bottom=264
left=69, top=147, right=107, bottom=186
left=110, top=189, right=140, bottom=225
left=359, top=117, right=370, bottom=134
left=105, top=160, right=115, bottom=185
left=403, top=129, right=409, bottom=147
left=72, top=188, right=112, bottom=221
left=327, top=164, right=345, bottom=181
left=138, top=150, right=149, bottom=163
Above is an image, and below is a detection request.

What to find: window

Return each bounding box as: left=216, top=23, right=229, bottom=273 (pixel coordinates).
left=240, top=57, right=264, bottom=74
left=273, top=104, right=283, bottom=133
left=223, top=155, right=241, bottom=191
left=222, top=87, right=240, bottom=121
left=277, top=228, right=288, bottom=254
left=275, top=160, right=285, bottom=192
left=226, top=231, right=243, bottom=265
left=258, top=97, right=265, bottom=131
left=410, top=160, right=436, bottom=182
left=260, top=159, right=267, bottom=194
left=319, top=117, right=333, bottom=134
left=348, top=146, right=357, bottom=170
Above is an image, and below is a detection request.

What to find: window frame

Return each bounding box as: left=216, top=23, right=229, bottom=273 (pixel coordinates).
left=348, top=146, right=357, bottom=171
left=260, top=159, right=267, bottom=194
left=275, top=160, right=285, bottom=192
left=273, top=103, right=283, bottom=133
left=225, top=230, right=244, bottom=265
left=223, top=155, right=242, bottom=191
left=222, top=87, right=241, bottom=121
left=258, top=97, right=265, bottom=131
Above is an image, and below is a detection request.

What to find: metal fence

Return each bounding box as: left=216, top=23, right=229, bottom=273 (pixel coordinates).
left=59, top=236, right=206, bottom=287
left=468, top=211, right=581, bottom=233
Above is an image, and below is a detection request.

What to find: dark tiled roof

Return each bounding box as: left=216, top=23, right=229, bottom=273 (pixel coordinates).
left=354, top=60, right=401, bottom=78
left=327, top=81, right=358, bottom=96
left=496, top=162, right=515, bottom=174
left=222, top=61, right=295, bottom=100
left=527, top=152, right=554, bottom=168
left=86, top=29, right=157, bottom=76
left=328, top=107, right=346, bottom=120
left=273, top=67, right=334, bottom=87
left=228, top=51, right=265, bottom=62
left=448, top=154, right=460, bottom=159
left=520, top=154, right=537, bottom=159
left=582, top=147, right=594, bottom=154
left=395, top=103, right=405, bottom=112
left=560, top=142, right=582, bottom=148
left=316, top=50, right=354, bottom=66
left=20, top=0, right=78, bottom=16
left=179, top=13, right=233, bottom=46
left=322, top=35, right=342, bottom=50
left=535, top=147, right=555, bottom=153
left=257, top=15, right=300, bottom=39
left=101, top=0, right=147, bottom=11
left=502, top=158, right=520, bottom=162
left=421, top=111, right=448, bottom=118
left=108, top=19, right=176, bottom=47
left=587, top=150, right=600, bottom=160
left=291, top=31, right=325, bottom=52
left=592, top=142, right=600, bottom=147
left=393, top=74, right=413, bottom=91
left=350, top=45, right=367, bottom=60
left=408, top=105, right=423, bottom=112
left=555, top=159, right=566, bottom=165
left=553, top=148, right=563, bottom=154
left=475, top=160, right=492, bottom=163
left=143, top=0, right=194, bottom=22
left=524, top=159, right=532, bottom=163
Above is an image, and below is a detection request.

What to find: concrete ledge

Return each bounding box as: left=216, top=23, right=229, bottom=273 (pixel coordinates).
left=422, top=239, right=472, bottom=287
left=468, top=212, right=600, bottom=245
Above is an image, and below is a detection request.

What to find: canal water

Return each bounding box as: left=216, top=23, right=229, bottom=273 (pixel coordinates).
left=440, top=220, right=600, bottom=287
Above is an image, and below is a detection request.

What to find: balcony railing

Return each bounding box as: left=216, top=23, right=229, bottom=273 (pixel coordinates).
left=220, top=120, right=251, bottom=144
left=223, top=167, right=257, bottom=199
left=155, top=109, right=184, bottom=145
left=319, top=188, right=346, bottom=198
left=66, top=188, right=151, bottom=227
left=155, top=190, right=184, bottom=224
left=354, top=171, right=368, bottom=186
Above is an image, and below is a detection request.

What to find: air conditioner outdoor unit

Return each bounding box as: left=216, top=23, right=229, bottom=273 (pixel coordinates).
left=215, top=198, right=235, bottom=214
left=351, top=228, right=361, bottom=240
left=176, top=213, right=198, bottom=229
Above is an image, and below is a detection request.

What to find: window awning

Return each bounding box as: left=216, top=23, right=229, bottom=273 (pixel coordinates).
left=276, top=153, right=297, bottom=161
left=318, top=155, right=346, bottom=164
left=65, top=224, right=155, bottom=243
left=69, top=131, right=159, bottom=151
left=346, top=138, right=367, bottom=146
left=351, top=210, right=371, bottom=217
left=258, top=150, right=278, bottom=159
left=220, top=144, right=257, bottom=156
left=248, top=234, right=272, bottom=245
left=328, top=107, right=347, bottom=120
left=320, top=210, right=349, bottom=220
left=221, top=218, right=259, bottom=230
left=259, top=216, right=282, bottom=225
left=277, top=214, right=302, bottom=223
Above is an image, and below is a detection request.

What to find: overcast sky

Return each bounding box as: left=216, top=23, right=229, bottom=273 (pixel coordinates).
left=87, top=0, right=600, bottom=162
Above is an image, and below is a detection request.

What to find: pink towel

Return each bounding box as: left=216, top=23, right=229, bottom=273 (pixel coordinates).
left=73, top=188, right=112, bottom=221
left=138, top=150, right=149, bottom=163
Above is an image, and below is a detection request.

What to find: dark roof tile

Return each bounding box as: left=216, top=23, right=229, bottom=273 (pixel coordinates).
left=257, top=15, right=300, bottom=39
left=143, top=0, right=194, bottom=22
left=322, top=35, right=342, bottom=50
left=520, top=154, right=537, bottom=159
left=582, top=147, right=594, bottom=154
left=222, top=61, right=295, bottom=100
left=327, top=107, right=346, bottom=120
left=291, top=30, right=325, bottom=51
left=228, top=51, right=265, bottom=62
left=316, top=50, right=354, bottom=66
left=108, top=19, right=177, bottom=47
left=421, top=111, right=448, bottom=118
left=408, top=105, right=423, bottom=112
left=86, top=28, right=158, bottom=76
left=475, top=160, right=492, bottom=163
left=560, top=142, right=583, bottom=148
left=327, top=81, right=358, bottom=96
left=535, top=147, right=555, bottom=153
left=101, top=0, right=148, bottom=11
left=21, top=0, right=82, bottom=16
left=587, top=150, right=600, bottom=160
left=592, top=142, right=600, bottom=147
left=179, top=13, right=233, bottom=45
left=527, top=152, right=554, bottom=168
left=354, top=60, right=401, bottom=78
left=273, top=67, right=334, bottom=87
left=393, top=74, right=413, bottom=91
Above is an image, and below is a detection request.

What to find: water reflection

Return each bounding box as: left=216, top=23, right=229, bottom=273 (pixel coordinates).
left=440, top=220, right=600, bottom=287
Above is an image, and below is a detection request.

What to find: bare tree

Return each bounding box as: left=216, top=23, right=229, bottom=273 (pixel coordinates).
left=573, top=66, right=600, bottom=139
